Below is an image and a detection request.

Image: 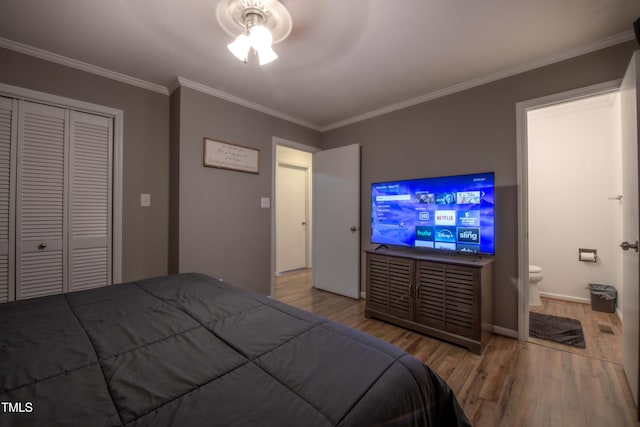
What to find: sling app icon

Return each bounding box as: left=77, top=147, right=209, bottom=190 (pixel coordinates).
left=457, top=227, right=480, bottom=244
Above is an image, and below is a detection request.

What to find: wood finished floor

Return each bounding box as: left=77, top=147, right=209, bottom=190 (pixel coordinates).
left=529, top=297, right=622, bottom=363
left=274, top=269, right=639, bottom=427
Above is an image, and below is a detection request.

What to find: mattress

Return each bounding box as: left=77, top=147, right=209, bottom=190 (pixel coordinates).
left=0, top=273, right=470, bottom=426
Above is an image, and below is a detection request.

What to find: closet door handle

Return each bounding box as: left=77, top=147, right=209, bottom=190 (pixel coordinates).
left=38, top=243, right=47, bottom=250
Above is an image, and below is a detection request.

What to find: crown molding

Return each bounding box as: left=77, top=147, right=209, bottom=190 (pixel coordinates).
left=320, top=30, right=636, bottom=131
left=1, top=29, right=634, bottom=133
left=167, top=77, right=182, bottom=95
left=174, top=76, right=320, bottom=131
left=0, top=37, right=169, bottom=95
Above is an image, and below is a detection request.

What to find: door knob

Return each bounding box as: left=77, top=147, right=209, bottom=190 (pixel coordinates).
left=350, top=226, right=357, bottom=232
left=620, top=241, right=639, bottom=252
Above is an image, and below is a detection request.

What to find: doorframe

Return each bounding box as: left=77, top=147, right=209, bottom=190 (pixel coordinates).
left=270, top=137, right=319, bottom=296
left=0, top=82, right=123, bottom=285
left=516, top=79, right=621, bottom=341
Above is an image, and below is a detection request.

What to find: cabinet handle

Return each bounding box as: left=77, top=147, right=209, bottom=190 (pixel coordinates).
left=38, top=243, right=47, bottom=250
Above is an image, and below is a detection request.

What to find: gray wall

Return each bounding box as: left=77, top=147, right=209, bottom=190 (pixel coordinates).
left=0, top=47, right=170, bottom=282
left=2, top=39, right=636, bottom=330
left=320, top=41, right=638, bottom=332
left=170, top=86, right=320, bottom=295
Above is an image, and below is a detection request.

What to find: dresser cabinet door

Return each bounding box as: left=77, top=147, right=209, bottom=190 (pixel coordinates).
left=367, top=254, right=414, bottom=320
left=416, top=261, right=480, bottom=339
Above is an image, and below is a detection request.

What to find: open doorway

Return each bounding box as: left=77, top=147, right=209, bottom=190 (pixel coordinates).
left=525, top=91, right=622, bottom=361
left=270, top=139, right=361, bottom=300
left=275, top=145, right=312, bottom=274
left=517, top=81, right=622, bottom=340
left=270, top=137, right=319, bottom=295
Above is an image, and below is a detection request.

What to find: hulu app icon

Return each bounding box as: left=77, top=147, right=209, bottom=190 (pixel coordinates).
left=415, top=226, right=434, bottom=241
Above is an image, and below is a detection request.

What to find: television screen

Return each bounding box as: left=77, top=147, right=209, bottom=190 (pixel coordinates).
left=371, top=172, right=495, bottom=255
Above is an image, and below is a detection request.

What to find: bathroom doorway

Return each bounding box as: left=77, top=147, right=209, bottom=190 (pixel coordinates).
left=528, top=92, right=622, bottom=306
left=516, top=80, right=624, bottom=344
left=526, top=89, right=623, bottom=361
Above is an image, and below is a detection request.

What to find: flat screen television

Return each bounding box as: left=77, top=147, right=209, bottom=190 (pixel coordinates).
left=371, top=172, right=495, bottom=255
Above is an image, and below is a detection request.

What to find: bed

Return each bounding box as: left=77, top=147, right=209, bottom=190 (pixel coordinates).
left=0, top=273, right=470, bottom=426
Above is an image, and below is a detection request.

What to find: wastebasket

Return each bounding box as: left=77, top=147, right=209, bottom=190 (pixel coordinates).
left=587, top=284, right=617, bottom=313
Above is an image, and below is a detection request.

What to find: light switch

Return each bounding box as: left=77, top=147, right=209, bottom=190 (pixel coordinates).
left=261, top=197, right=270, bottom=208
left=141, top=193, right=151, bottom=207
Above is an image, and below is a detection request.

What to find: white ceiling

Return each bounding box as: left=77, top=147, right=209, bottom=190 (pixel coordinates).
left=1, top=0, right=638, bottom=130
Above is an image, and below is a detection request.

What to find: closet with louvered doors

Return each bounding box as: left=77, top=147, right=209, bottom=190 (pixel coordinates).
left=0, top=96, right=113, bottom=302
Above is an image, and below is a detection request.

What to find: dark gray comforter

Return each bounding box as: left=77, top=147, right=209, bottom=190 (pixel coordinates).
left=0, top=273, right=470, bottom=426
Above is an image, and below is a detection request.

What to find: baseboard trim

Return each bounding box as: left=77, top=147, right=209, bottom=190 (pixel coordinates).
left=492, top=325, right=518, bottom=338
left=539, top=291, right=590, bottom=305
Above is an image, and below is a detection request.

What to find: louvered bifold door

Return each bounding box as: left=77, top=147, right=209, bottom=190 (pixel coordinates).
left=0, top=97, right=16, bottom=302
left=16, top=101, right=67, bottom=299
left=68, top=111, right=112, bottom=291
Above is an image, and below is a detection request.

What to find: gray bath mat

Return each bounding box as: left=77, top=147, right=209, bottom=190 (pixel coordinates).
left=529, top=312, right=586, bottom=348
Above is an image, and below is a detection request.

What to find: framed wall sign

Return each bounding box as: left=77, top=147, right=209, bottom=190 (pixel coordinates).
left=203, top=137, right=259, bottom=174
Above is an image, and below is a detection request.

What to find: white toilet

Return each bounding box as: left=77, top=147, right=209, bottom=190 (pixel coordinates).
left=529, top=265, right=543, bottom=306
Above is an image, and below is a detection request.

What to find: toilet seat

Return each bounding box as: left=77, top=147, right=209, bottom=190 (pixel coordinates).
left=529, top=265, right=542, bottom=274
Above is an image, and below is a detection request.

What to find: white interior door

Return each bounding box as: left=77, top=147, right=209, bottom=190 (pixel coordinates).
left=312, top=144, right=360, bottom=299
left=276, top=163, right=307, bottom=273
left=621, top=50, right=640, bottom=414
left=0, top=96, right=16, bottom=303
left=68, top=111, right=112, bottom=292
left=11, top=100, right=113, bottom=301
left=16, top=101, right=67, bottom=299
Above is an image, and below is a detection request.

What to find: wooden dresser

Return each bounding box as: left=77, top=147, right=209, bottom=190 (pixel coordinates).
left=365, top=249, right=494, bottom=354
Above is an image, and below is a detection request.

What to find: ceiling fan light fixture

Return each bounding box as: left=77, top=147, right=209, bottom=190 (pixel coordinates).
left=217, top=0, right=292, bottom=66
left=257, top=46, right=278, bottom=65
left=227, top=33, right=251, bottom=62
left=248, top=23, right=273, bottom=51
